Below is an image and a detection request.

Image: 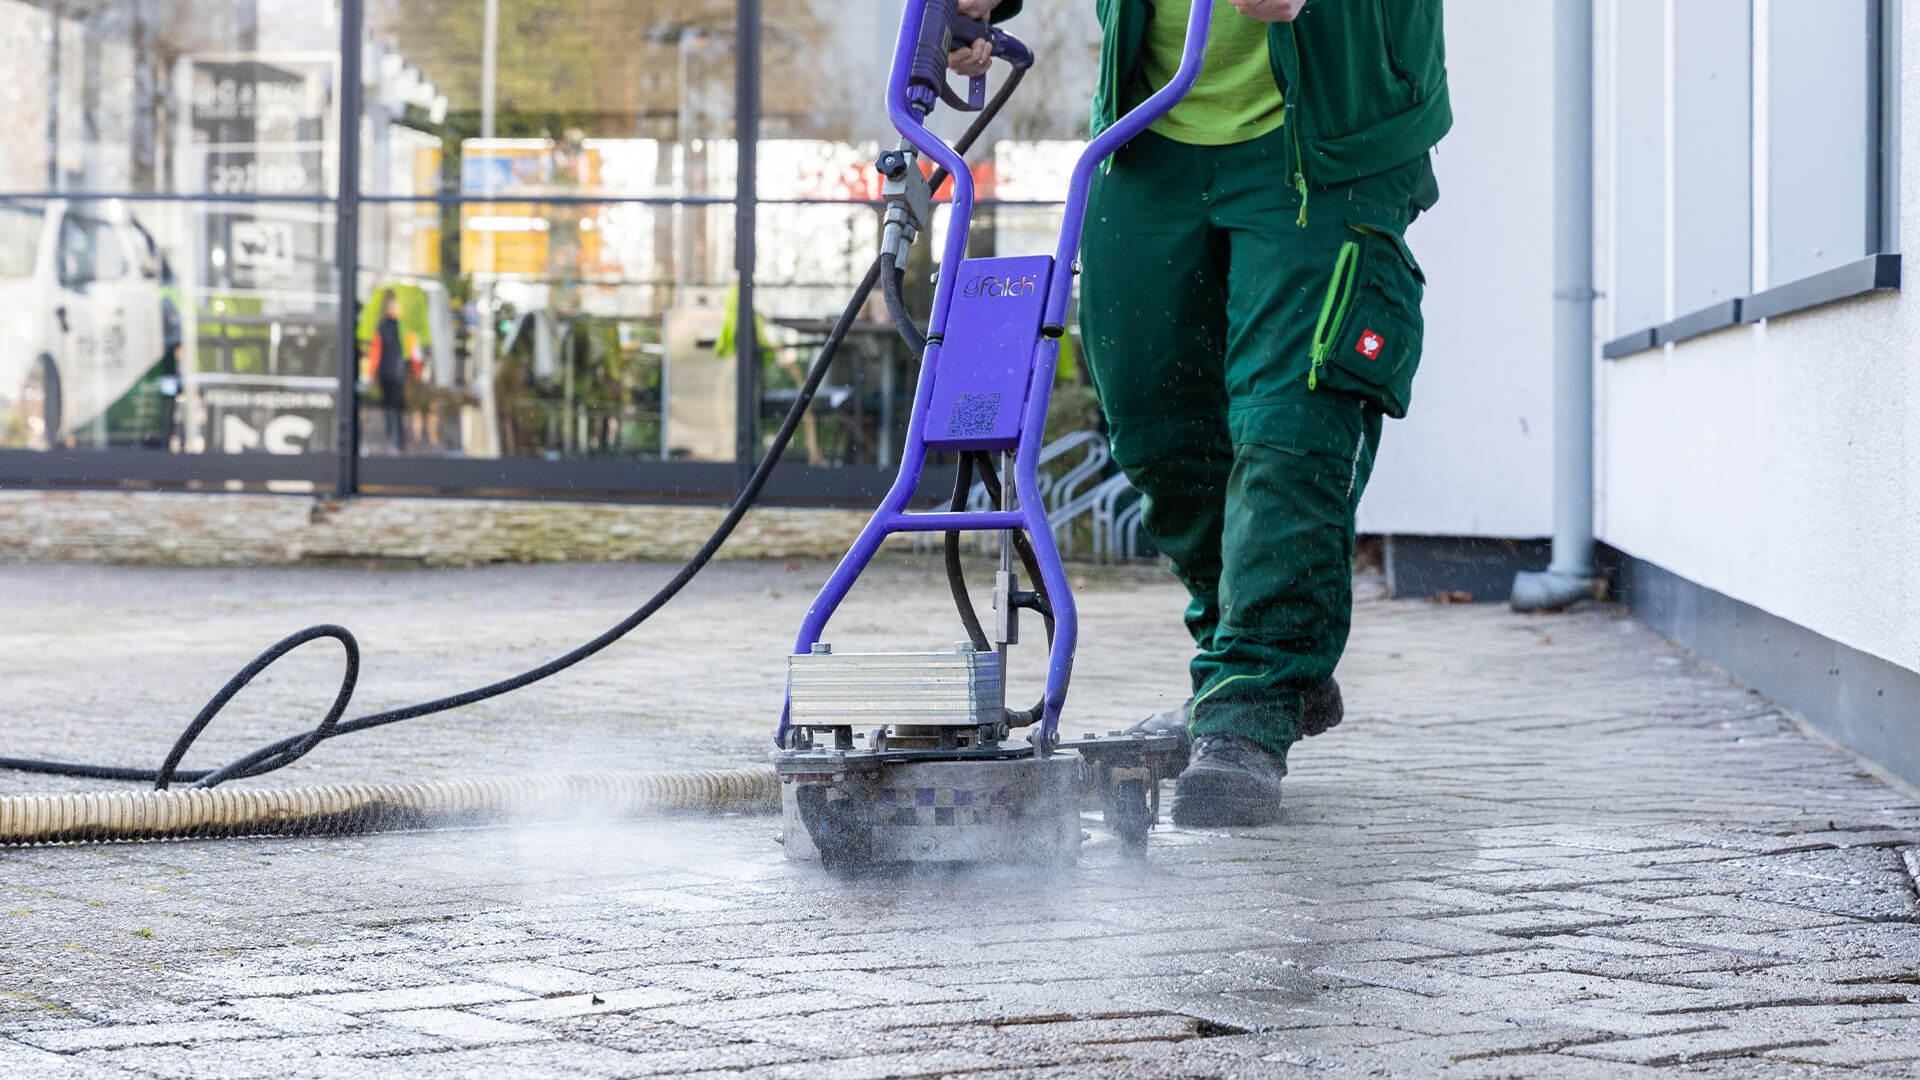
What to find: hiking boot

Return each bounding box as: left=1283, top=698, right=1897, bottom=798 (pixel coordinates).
left=1126, top=677, right=1344, bottom=743
left=1169, top=734, right=1287, bottom=828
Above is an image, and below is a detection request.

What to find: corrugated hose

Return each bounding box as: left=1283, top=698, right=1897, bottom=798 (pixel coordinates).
left=0, top=767, right=779, bottom=845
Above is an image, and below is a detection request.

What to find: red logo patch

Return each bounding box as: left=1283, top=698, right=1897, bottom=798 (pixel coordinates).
left=1356, top=329, right=1385, bottom=359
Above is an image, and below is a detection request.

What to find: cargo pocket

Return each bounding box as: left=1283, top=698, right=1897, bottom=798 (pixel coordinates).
left=1306, top=223, right=1425, bottom=419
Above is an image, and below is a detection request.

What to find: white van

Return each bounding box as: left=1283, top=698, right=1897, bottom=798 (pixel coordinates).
left=0, top=199, right=168, bottom=449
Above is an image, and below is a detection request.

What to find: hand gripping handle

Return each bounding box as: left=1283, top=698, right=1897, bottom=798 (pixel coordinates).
left=946, top=15, right=1034, bottom=110
left=908, top=2, right=1036, bottom=115
left=951, top=15, right=1034, bottom=70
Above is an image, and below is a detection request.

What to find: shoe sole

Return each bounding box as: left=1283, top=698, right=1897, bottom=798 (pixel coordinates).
left=1169, top=771, right=1283, bottom=828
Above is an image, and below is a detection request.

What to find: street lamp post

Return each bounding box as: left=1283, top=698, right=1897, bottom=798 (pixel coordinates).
left=480, top=0, right=498, bottom=141
left=470, top=0, right=502, bottom=457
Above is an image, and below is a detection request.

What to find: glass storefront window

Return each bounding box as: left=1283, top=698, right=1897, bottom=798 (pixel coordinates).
left=758, top=0, right=1099, bottom=149
left=744, top=0, right=1097, bottom=475
left=361, top=0, right=737, bottom=199
left=0, top=0, right=1079, bottom=499
left=0, top=196, right=338, bottom=458
left=0, top=0, right=343, bottom=197
left=356, top=199, right=735, bottom=462
left=751, top=195, right=911, bottom=470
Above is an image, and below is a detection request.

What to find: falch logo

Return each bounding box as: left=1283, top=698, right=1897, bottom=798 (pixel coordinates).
left=963, top=273, right=1039, bottom=300
left=1356, top=329, right=1385, bottom=360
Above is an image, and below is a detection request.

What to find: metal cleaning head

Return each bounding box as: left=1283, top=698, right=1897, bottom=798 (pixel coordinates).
left=777, top=645, right=1185, bottom=872
left=779, top=752, right=1083, bottom=868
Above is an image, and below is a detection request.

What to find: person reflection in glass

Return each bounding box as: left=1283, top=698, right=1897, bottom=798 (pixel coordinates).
left=372, top=289, right=411, bottom=453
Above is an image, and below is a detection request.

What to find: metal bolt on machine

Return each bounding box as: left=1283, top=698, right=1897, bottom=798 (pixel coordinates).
left=773, top=0, right=1215, bottom=872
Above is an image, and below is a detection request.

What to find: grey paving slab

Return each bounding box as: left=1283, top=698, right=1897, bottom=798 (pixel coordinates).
left=2, top=559, right=1919, bottom=1077
left=0, top=1038, right=140, bottom=1079
left=1567, top=1027, right=1831, bottom=1066
left=376, top=1007, right=553, bottom=1046
left=20, top=1020, right=269, bottom=1054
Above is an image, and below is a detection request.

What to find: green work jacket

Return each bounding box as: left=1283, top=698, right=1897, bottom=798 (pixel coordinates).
left=993, top=0, right=1451, bottom=188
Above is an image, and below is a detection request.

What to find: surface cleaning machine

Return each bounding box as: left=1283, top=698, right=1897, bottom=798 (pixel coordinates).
left=773, top=0, right=1216, bottom=871
left=0, top=0, right=1213, bottom=857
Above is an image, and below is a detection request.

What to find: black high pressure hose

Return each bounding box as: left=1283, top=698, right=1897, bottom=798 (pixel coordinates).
left=953, top=450, right=1057, bottom=728
left=0, top=70, right=1029, bottom=791
left=881, top=252, right=929, bottom=358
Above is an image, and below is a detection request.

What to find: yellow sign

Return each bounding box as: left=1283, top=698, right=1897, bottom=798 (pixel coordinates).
left=460, top=202, right=550, bottom=276
left=457, top=141, right=605, bottom=278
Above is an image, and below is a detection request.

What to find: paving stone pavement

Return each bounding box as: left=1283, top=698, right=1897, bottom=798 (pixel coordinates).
left=3, top=559, right=1920, bottom=1078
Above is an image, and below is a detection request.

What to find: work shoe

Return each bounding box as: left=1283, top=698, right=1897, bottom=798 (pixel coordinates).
left=1169, top=735, right=1287, bottom=828
left=1127, top=677, right=1345, bottom=743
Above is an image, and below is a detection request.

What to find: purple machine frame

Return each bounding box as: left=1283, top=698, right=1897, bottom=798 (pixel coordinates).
left=776, top=0, right=1214, bottom=752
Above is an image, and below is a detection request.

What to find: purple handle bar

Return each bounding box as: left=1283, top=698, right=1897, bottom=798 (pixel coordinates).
left=776, top=0, right=1214, bottom=751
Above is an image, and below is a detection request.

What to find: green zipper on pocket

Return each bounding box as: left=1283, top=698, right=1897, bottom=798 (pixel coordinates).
left=1308, top=239, right=1361, bottom=391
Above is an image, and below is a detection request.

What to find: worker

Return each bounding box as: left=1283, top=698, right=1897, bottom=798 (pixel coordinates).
left=370, top=289, right=416, bottom=453
left=956, top=0, right=1449, bottom=826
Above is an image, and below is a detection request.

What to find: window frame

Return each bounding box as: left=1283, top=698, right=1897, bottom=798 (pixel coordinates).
left=1604, top=0, right=1902, bottom=360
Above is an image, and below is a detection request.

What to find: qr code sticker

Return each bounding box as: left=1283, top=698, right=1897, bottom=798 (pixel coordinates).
left=948, top=392, right=1002, bottom=437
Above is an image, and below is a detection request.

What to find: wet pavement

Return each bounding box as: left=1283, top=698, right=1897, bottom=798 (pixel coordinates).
left=3, top=559, right=1920, bottom=1077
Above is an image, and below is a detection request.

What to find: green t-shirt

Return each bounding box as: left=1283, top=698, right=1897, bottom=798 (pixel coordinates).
left=1136, top=0, right=1286, bottom=146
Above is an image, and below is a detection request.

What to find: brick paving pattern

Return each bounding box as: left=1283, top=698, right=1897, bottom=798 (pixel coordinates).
left=3, top=560, right=1919, bottom=1077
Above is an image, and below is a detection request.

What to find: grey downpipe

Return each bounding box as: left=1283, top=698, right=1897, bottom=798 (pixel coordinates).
left=1512, top=0, right=1599, bottom=612
left=0, top=768, right=778, bottom=845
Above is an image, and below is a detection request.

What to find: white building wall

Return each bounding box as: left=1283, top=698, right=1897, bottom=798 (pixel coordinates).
left=1358, top=0, right=1557, bottom=539
left=1595, top=4, right=1920, bottom=674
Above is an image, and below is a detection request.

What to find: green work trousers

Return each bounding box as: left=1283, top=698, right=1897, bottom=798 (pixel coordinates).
left=1079, top=127, right=1434, bottom=761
